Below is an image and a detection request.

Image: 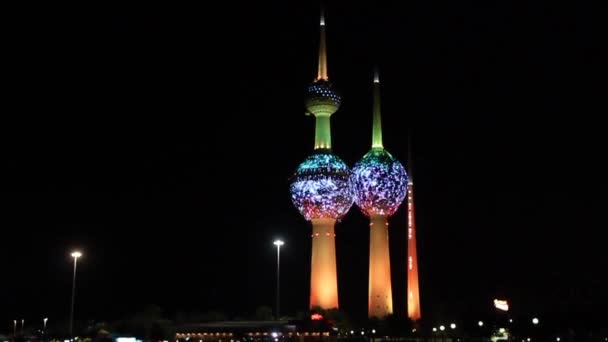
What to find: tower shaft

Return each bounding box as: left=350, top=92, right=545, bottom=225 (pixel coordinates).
left=314, top=115, right=332, bottom=150
left=310, top=218, right=339, bottom=309
left=368, top=215, right=393, bottom=318
left=407, top=182, right=421, bottom=321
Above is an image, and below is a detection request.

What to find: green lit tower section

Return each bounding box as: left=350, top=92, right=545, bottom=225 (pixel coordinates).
left=290, top=10, right=353, bottom=310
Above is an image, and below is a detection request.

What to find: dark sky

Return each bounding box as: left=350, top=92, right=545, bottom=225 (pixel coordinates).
left=2, top=0, right=605, bottom=328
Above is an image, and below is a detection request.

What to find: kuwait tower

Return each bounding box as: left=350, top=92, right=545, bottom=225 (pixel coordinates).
left=351, top=71, right=408, bottom=318
left=406, top=140, right=421, bottom=321
left=289, top=10, right=353, bottom=310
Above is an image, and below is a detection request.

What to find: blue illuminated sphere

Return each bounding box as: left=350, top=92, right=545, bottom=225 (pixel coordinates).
left=351, top=148, right=408, bottom=217
left=290, top=151, right=353, bottom=220
left=305, top=80, right=341, bottom=116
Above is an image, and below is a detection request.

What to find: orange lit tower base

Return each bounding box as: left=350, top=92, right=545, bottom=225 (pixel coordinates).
left=368, top=215, right=393, bottom=317
left=310, top=218, right=339, bottom=308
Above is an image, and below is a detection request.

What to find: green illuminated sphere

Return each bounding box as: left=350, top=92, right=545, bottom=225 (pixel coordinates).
left=351, top=148, right=408, bottom=217
left=305, top=80, right=341, bottom=116
left=290, top=151, right=353, bottom=220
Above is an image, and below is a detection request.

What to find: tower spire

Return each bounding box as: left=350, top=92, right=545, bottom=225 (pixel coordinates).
left=317, top=6, right=328, bottom=81
left=372, top=68, right=383, bottom=149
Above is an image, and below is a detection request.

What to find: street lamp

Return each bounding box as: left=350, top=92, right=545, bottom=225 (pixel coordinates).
left=439, top=325, right=445, bottom=331
left=273, top=240, right=284, bottom=320
left=450, top=323, right=456, bottom=330
left=69, top=251, right=82, bottom=341
left=478, top=321, right=484, bottom=327
left=532, top=317, right=539, bottom=325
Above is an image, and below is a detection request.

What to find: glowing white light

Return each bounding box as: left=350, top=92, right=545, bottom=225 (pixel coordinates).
left=556, top=338, right=560, bottom=341
left=432, top=328, right=437, bottom=332
left=439, top=325, right=445, bottom=331
left=271, top=333, right=278, bottom=338
left=71, top=251, right=82, bottom=258
left=450, top=323, right=456, bottom=329
left=532, top=317, right=539, bottom=325
left=494, top=299, right=509, bottom=311
left=273, top=240, right=284, bottom=247
left=499, top=328, right=506, bottom=333
left=478, top=321, right=484, bottom=327
left=371, top=330, right=375, bottom=334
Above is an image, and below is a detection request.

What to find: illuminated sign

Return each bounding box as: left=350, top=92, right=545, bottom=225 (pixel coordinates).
left=493, top=299, right=509, bottom=311
left=311, top=313, right=324, bottom=321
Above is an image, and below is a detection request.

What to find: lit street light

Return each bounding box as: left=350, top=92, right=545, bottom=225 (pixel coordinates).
left=532, top=317, right=539, bottom=325
left=478, top=321, right=484, bottom=327
left=69, top=250, right=82, bottom=341
left=439, top=325, right=445, bottom=331
left=273, top=240, right=284, bottom=320
left=450, top=323, right=456, bottom=330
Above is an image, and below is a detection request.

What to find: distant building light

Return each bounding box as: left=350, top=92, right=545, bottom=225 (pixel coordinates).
left=494, top=299, right=509, bottom=311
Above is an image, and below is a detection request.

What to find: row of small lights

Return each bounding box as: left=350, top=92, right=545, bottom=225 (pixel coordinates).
left=432, top=323, right=457, bottom=332
left=432, top=317, right=540, bottom=332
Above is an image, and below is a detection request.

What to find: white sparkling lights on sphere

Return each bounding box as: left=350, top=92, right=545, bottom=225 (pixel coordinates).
left=351, top=148, right=407, bottom=216
left=290, top=152, right=353, bottom=220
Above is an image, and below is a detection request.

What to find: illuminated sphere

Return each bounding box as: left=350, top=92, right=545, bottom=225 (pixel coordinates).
left=305, top=80, right=341, bottom=117
left=351, top=148, right=407, bottom=216
left=290, top=151, right=353, bottom=220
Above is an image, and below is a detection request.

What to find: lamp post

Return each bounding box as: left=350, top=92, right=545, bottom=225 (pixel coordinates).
left=69, top=251, right=82, bottom=341
left=273, top=240, right=284, bottom=320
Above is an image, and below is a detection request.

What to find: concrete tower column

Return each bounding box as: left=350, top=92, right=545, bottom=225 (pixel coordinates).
left=310, top=218, right=339, bottom=309
left=368, top=215, right=393, bottom=317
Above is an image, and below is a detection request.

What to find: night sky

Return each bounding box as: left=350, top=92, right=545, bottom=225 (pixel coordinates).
left=2, top=1, right=605, bottom=328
